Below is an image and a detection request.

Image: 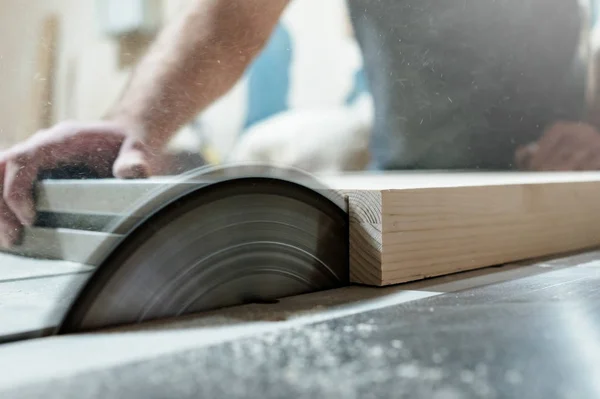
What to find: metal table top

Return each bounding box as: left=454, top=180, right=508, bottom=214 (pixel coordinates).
left=1, top=250, right=600, bottom=398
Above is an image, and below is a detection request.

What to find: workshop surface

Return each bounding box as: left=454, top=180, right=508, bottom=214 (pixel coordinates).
left=1, top=249, right=600, bottom=398
left=3, top=170, right=600, bottom=398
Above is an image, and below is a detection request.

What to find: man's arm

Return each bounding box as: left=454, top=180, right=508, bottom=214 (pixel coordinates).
left=107, top=0, right=291, bottom=150
left=0, top=0, right=290, bottom=247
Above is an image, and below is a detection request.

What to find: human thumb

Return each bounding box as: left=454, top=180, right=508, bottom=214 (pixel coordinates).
left=112, top=137, right=152, bottom=179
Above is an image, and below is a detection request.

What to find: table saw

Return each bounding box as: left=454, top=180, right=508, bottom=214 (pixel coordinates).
left=1, top=165, right=600, bottom=398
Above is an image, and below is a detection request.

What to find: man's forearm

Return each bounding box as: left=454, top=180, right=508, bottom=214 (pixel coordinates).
left=107, top=0, right=290, bottom=150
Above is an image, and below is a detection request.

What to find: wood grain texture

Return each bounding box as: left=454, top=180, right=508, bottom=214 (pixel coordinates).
left=324, top=172, right=600, bottom=286
left=338, top=190, right=382, bottom=285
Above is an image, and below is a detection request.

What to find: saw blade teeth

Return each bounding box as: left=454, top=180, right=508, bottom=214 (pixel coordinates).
left=58, top=166, right=349, bottom=334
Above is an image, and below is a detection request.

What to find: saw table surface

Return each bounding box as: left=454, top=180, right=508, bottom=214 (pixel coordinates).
left=0, top=253, right=91, bottom=342
left=3, top=170, right=600, bottom=397
left=1, top=249, right=600, bottom=398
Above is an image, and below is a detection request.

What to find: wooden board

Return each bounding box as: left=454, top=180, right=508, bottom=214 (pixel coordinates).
left=318, top=171, right=600, bottom=285
left=29, top=171, right=600, bottom=286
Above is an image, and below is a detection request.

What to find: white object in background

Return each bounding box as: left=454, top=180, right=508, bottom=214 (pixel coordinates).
left=195, top=75, right=250, bottom=163
left=96, top=0, right=162, bottom=37
left=283, top=0, right=357, bottom=109
left=228, top=93, right=374, bottom=173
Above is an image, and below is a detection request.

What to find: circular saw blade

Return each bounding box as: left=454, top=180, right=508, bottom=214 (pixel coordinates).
left=58, top=166, right=349, bottom=334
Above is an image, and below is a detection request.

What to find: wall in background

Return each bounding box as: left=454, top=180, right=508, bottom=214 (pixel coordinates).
left=0, top=0, right=364, bottom=153
left=0, top=0, right=188, bottom=148
left=0, top=0, right=87, bottom=147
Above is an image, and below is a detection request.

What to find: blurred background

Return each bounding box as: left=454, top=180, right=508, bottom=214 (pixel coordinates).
left=4, top=0, right=600, bottom=174
left=0, top=0, right=372, bottom=172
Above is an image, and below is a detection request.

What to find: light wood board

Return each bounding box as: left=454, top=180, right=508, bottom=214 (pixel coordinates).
left=29, top=171, right=600, bottom=286
left=319, top=171, right=600, bottom=285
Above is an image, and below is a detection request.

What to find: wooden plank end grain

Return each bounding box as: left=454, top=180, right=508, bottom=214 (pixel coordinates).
left=339, top=190, right=383, bottom=285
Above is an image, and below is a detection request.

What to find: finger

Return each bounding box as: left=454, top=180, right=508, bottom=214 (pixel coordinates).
left=112, top=138, right=152, bottom=179
left=3, top=152, right=39, bottom=226
left=515, top=143, right=537, bottom=170
left=530, top=134, right=569, bottom=171
left=555, top=139, right=600, bottom=170
left=536, top=123, right=600, bottom=171
left=529, top=123, right=572, bottom=171
left=544, top=142, right=580, bottom=171
left=571, top=151, right=597, bottom=170
left=0, top=161, right=24, bottom=247
left=570, top=143, right=600, bottom=170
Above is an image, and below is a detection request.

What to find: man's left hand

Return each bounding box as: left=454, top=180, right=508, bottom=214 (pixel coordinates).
left=515, top=121, right=600, bottom=171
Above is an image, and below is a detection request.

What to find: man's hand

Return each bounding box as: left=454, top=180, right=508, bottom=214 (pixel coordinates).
left=0, top=121, right=153, bottom=248
left=515, top=122, right=600, bottom=171
left=0, top=0, right=290, bottom=249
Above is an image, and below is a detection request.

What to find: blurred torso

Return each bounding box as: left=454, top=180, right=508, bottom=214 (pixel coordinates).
left=346, top=0, right=588, bottom=169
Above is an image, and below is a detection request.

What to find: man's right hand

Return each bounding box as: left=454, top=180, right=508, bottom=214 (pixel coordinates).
left=0, top=120, right=153, bottom=248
